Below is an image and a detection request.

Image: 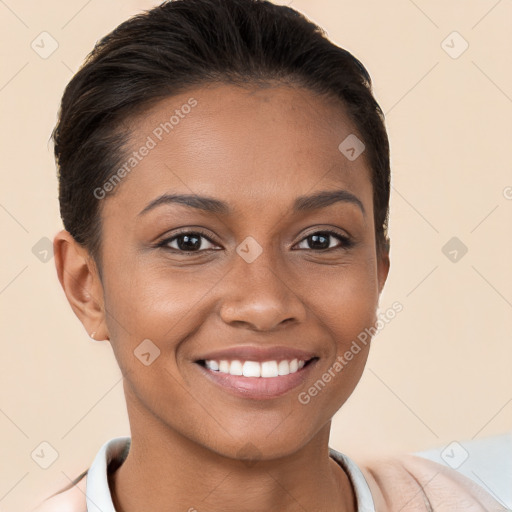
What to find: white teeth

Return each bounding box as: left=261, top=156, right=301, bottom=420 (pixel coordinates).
left=243, top=361, right=261, bottom=377
left=203, top=358, right=308, bottom=377
left=261, top=361, right=279, bottom=378
left=205, top=360, right=219, bottom=371
left=229, top=360, right=243, bottom=375
left=278, top=360, right=289, bottom=375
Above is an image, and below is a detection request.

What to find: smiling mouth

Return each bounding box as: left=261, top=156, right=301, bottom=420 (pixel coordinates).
left=196, top=357, right=319, bottom=378
left=194, top=356, right=320, bottom=400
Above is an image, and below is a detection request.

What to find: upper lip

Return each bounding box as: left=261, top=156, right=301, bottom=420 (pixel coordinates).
left=195, top=345, right=317, bottom=363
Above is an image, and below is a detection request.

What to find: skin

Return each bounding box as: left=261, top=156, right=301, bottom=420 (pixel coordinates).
left=54, top=83, right=390, bottom=512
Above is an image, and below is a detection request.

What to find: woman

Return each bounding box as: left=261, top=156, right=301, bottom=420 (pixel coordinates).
left=34, top=0, right=508, bottom=510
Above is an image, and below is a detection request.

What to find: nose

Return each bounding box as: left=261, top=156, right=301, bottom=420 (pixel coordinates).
left=218, top=249, right=308, bottom=332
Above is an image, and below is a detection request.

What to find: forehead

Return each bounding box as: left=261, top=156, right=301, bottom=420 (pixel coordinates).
left=104, top=83, right=373, bottom=219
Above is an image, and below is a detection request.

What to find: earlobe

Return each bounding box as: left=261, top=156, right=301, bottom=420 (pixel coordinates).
left=53, top=229, right=109, bottom=341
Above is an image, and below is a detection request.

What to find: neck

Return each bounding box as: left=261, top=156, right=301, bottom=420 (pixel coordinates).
left=110, top=397, right=356, bottom=512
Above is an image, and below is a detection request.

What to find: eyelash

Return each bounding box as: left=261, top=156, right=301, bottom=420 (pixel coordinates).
left=156, top=228, right=354, bottom=254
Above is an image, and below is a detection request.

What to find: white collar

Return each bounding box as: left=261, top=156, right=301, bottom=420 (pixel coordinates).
left=330, top=447, right=376, bottom=511
left=86, top=436, right=130, bottom=512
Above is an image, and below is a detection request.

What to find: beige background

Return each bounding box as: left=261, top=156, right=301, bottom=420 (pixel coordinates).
left=1, top=0, right=511, bottom=510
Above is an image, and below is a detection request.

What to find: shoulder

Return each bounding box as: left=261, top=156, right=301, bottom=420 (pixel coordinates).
left=358, top=452, right=509, bottom=512
left=30, top=473, right=87, bottom=512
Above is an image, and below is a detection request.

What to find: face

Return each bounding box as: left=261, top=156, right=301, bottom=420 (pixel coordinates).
left=69, top=83, right=389, bottom=460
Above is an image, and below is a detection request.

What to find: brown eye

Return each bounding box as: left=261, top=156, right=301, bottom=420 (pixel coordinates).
left=295, top=230, right=353, bottom=251
left=158, top=231, right=219, bottom=253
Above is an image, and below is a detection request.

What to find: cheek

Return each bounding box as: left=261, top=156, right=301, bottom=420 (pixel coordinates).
left=306, top=254, right=380, bottom=342
left=101, top=260, right=221, bottom=367
left=102, top=263, right=211, bottom=420
left=306, top=256, right=379, bottom=396
left=296, top=264, right=377, bottom=420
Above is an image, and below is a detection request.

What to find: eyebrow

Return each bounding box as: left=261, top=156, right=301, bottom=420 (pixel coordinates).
left=137, top=189, right=366, bottom=218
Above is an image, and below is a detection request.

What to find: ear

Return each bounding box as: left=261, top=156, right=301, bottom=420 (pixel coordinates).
left=377, top=240, right=390, bottom=296
left=53, top=229, right=109, bottom=341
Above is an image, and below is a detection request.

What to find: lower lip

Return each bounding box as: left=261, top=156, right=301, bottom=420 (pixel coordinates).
left=195, top=359, right=318, bottom=400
